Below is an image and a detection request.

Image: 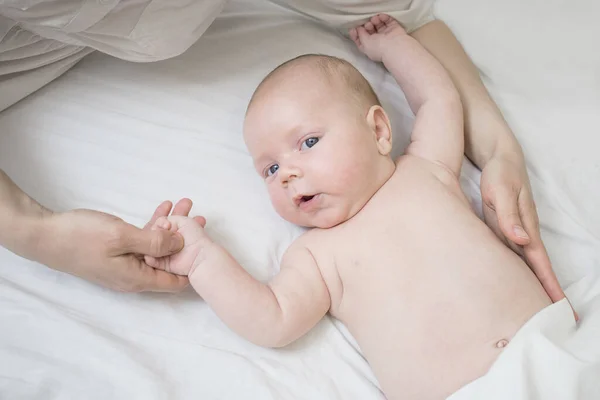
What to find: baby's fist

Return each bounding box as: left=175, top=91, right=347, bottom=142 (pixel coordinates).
left=144, top=215, right=210, bottom=276
left=349, top=14, right=407, bottom=62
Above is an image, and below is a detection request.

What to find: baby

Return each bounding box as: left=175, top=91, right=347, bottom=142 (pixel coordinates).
left=147, top=15, right=556, bottom=400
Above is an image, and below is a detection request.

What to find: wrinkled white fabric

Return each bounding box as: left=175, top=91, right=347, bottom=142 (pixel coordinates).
left=0, top=0, right=226, bottom=110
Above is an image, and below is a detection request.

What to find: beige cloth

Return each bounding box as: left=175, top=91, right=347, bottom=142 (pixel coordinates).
left=0, top=0, right=226, bottom=111
left=268, top=0, right=435, bottom=34
left=0, top=0, right=435, bottom=112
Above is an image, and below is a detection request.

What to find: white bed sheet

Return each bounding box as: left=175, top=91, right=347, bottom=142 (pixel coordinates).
left=1, top=0, right=599, bottom=399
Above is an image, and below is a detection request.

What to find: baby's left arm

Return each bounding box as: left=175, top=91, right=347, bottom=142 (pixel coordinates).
left=147, top=216, right=331, bottom=348
left=351, top=14, right=464, bottom=176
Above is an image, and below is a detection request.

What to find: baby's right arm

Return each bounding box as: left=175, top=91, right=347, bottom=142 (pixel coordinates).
left=351, top=14, right=464, bottom=176
left=148, top=216, right=330, bottom=347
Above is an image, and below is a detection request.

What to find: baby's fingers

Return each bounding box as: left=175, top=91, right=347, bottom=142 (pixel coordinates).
left=349, top=27, right=357, bottom=40
left=144, top=200, right=173, bottom=230
left=371, top=14, right=385, bottom=31
left=378, top=13, right=405, bottom=33
left=152, top=216, right=172, bottom=232
left=378, top=13, right=393, bottom=24
left=356, top=26, right=370, bottom=44
left=364, top=21, right=376, bottom=34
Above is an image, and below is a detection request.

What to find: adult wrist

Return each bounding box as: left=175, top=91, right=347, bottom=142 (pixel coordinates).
left=490, top=133, right=525, bottom=166
left=467, top=123, right=525, bottom=169
left=1, top=199, right=54, bottom=264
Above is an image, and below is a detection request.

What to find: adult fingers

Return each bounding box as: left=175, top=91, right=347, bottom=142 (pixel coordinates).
left=172, top=198, right=193, bottom=217
left=130, top=257, right=188, bottom=293
left=119, top=223, right=184, bottom=257
left=193, top=216, right=207, bottom=227
left=144, top=200, right=173, bottom=230
left=492, top=186, right=530, bottom=246
left=483, top=200, right=524, bottom=257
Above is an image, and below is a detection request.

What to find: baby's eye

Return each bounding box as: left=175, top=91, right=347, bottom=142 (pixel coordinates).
left=301, top=137, right=319, bottom=150
left=266, top=164, right=279, bottom=177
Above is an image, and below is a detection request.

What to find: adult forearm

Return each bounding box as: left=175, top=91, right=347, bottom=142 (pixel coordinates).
left=0, top=169, right=51, bottom=261
left=411, top=20, right=524, bottom=168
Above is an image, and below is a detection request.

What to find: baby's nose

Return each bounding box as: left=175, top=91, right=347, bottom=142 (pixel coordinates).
left=279, top=165, right=302, bottom=185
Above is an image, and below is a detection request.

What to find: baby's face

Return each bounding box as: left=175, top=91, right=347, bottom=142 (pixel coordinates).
left=244, top=71, right=392, bottom=228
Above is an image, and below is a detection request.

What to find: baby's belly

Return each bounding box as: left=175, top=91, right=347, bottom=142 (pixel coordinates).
left=332, top=209, right=552, bottom=399
left=338, top=276, right=550, bottom=400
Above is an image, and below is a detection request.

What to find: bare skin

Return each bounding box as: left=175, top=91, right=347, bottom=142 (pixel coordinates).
left=409, top=20, right=566, bottom=304
left=146, top=15, right=560, bottom=400
left=296, top=157, right=551, bottom=399
left=0, top=166, right=197, bottom=292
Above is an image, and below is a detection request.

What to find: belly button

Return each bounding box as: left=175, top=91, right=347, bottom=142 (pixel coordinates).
left=495, top=339, right=509, bottom=348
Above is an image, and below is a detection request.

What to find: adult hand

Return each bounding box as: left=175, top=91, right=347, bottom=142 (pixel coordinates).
left=33, top=199, right=203, bottom=292
left=480, top=154, right=568, bottom=305
left=144, top=215, right=210, bottom=276
left=143, top=198, right=206, bottom=233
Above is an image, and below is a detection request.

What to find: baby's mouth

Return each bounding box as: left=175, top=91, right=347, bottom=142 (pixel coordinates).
left=294, top=194, right=317, bottom=207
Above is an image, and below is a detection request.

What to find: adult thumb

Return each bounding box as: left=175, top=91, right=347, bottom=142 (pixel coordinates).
left=121, top=224, right=184, bottom=257
left=493, top=187, right=530, bottom=246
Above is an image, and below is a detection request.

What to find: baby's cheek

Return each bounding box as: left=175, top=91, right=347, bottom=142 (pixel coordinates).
left=269, top=190, right=289, bottom=215
left=330, top=163, right=357, bottom=189
left=273, top=197, right=304, bottom=225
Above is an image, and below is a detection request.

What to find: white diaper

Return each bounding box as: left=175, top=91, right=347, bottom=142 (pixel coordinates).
left=447, top=298, right=595, bottom=400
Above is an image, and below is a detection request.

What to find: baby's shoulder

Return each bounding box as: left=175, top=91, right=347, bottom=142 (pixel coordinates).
left=290, top=227, right=333, bottom=253
left=286, top=227, right=342, bottom=268
left=282, top=229, right=321, bottom=259
left=394, top=153, right=460, bottom=186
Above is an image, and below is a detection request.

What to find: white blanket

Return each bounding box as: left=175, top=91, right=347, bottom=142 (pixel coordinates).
left=1, top=0, right=599, bottom=399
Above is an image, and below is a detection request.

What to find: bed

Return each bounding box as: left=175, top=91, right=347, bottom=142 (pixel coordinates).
left=1, top=0, right=599, bottom=398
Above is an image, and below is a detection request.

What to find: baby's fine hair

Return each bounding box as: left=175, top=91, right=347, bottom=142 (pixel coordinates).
left=247, top=54, right=381, bottom=113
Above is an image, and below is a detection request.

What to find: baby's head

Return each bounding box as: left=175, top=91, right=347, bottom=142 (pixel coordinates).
left=244, top=54, right=395, bottom=229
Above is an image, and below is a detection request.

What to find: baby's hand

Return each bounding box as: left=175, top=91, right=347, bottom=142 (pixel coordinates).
left=349, top=14, right=408, bottom=63
left=144, top=215, right=211, bottom=276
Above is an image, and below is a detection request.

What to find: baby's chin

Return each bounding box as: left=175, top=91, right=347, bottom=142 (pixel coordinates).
left=280, top=212, right=348, bottom=230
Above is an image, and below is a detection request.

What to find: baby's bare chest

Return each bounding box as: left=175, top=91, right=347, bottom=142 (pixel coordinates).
left=330, top=165, right=470, bottom=261
left=306, top=164, right=484, bottom=313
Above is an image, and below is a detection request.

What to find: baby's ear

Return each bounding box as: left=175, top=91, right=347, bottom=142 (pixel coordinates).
left=366, top=105, right=393, bottom=156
